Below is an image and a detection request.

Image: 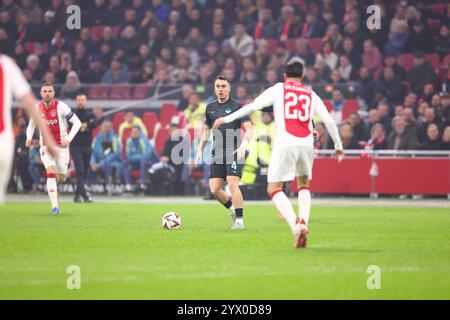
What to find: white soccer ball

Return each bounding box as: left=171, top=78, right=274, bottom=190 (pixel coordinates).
left=162, top=212, right=182, bottom=230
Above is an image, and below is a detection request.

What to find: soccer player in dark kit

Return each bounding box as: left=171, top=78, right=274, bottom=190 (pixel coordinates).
left=194, top=76, right=253, bottom=229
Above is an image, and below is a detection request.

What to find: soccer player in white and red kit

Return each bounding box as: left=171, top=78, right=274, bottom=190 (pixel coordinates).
left=26, top=83, right=81, bottom=214
left=213, top=61, right=344, bottom=248
left=0, top=54, right=57, bottom=205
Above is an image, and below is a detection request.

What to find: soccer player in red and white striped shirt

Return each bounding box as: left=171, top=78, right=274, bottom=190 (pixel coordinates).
left=0, top=54, right=57, bottom=205
left=26, top=83, right=81, bottom=215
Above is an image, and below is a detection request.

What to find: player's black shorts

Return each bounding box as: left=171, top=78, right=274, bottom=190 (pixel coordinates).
left=209, top=161, right=243, bottom=179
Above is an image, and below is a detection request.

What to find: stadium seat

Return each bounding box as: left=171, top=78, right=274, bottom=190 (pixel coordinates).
left=90, top=25, right=104, bottom=41
left=427, top=19, right=442, bottom=32
left=132, top=85, right=151, bottom=100
left=426, top=3, right=445, bottom=16
left=342, top=99, right=360, bottom=120
left=286, top=39, right=296, bottom=53
left=396, top=54, right=414, bottom=72
left=111, top=25, right=121, bottom=38
left=426, top=53, right=440, bottom=70
left=443, top=54, right=450, bottom=67
left=24, top=42, right=35, bottom=54
left=307, top=38, right=322, bottom=55
left=267, top=39, right=279, bottom=54
left=112, top=112, right=124, bottom=133
left=159, top=103, right=178, bottom=127
left=121, top=127, right=131, bottom=158
left=154, top=127, right=170, bottom=155
left=323, top=99, right=333, bottom=112
left=143, top=112, right=158, bottom=139
left=92, top=127, right=100, bottom=139
left=88, top=85, right=109, bottom=100
left=109, top=85, right=132, bottom=100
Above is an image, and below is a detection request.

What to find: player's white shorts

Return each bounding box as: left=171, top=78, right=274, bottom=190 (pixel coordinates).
left=40, top=146, right=70, bottom=175
left=267, top=145, right=314, bottom=183
left=0, top=133, right=14, bottom=204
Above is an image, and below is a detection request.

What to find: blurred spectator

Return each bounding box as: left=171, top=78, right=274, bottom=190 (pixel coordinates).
left=406, top=51, right=437, bottom=94
left=81, top=54, right=105, bottom=84
left=366, top=109, right=381, bottom=133
left=315, top=59, right=332, bottom=83
left=377, top=103, right=392, bottom=134
left=152, top=0, right=171, bottom=23
left=441, top=126, right=450, bottom=150
left=123, top=126, right=158, bottom=191
left=347, top=112, right=367, bottom=142
left=387, top=116, right=418, bottom=150
left=101, top=56, right=130, bottom=84
left=420, top=123, right=441, bottom=150
left=435, top=24, right=450, bottom=57
left=87, top=0, right=108, bottom=26
left=300, top=12, right=324, bottom=39
left=330, top=89, right=344, bottom=123
left=253, top=7, right=276, bottom=39
left=289, top=38, right=315, bottom=67
left=417, top=107, right=442, bottom=144
left=228, top=24, right=254, bottom=58
left=378, top=66, right=405, bottom=105
left=25, top=54, right=44, bottom=82
left=178, top=84, right=195, bottom=111
left=329, top=123, right=360, bottom=149
left=60, top=71, right=81, bottom=99
left=404, top=20, right=435, bottom=54
left=402, top=107, right=418, bottom=141
left=338, top=37, right=361, bottom=69
left=366, top=123, right=387, bottom=150
left=337, top=55, right=356, bottom=81
left=254, top=39, right=271, bottom=70
left=362, top=39, right=383, bottom=79
left=277, top=5, right=299, bottom=41
left=358, top=66, right=376, bottom=108
left=118, top=111, right=147, bottom=141
left=385, top=20, right=410, bottom=56
left=183, top=93, right=206, bottom=129
left=36, top=10, right=56, bottom=43
left=315, top=41, right=338, bottom=70
left=0, top=27, right=14, bottom=56
left=16, top=0, right=42, bottom=26
left=383, top=53, right=406, bottom=80
left=322, top=23, right=343, bottom=50
left=108, top=0, right=124, bottom=26
left=419, top=83, right=436, bottom=104
left=28, top=136, right=44, bottom=192
left=89, top=120, right=123, bottom=189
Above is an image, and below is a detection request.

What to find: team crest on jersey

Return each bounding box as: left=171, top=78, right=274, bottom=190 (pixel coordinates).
left=225, top=108, right=232, bottom=114
left=50, top=110, right=57, bottom=118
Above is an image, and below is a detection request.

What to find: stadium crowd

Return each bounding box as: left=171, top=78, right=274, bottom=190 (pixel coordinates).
left=2, top=0, right=450, bottom=195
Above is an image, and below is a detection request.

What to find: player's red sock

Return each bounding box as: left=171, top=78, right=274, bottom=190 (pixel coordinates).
left=270, top=189, right=297, bottom=234
left=298, top=187, right=311, bottom=225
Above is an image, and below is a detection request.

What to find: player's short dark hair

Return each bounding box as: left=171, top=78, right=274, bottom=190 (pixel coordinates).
left=76, top=91, right=87, bottom=98
left=41, top=82, right=55, bottom=89
left=214, top=75, right=231, bottom=86
left=285, top=62, right=304, bottom=78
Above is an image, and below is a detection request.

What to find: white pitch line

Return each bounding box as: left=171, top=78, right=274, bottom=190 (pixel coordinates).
left=3, top=194, right=450, bottom=208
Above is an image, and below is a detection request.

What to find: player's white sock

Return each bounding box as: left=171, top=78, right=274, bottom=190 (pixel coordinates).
left=298, top=187, right=311, bottom=225
left=271, top=189, right=298, bottom=234
left=47, top=176, right=58, bottom=209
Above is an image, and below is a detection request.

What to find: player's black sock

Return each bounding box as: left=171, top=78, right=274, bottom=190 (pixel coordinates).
left=235, top=208, right=243, bottom=218
left=223, top=200, right=233, bottom=209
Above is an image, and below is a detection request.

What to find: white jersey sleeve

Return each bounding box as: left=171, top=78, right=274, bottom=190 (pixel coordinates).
left=311, top=91, right=343, bottom=150
left=223, top=85, right=278, bottom=124
left=58, top=102, right=81, bottom=142
left=5, top=55, right=31, bottom=100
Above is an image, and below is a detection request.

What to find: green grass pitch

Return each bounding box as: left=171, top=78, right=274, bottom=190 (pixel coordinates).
left=0, top=202, right=449, bottom=299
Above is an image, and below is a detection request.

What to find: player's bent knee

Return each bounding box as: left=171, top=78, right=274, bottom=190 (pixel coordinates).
left=58, top=174, right=67, bottom=182
left=298, top=175, right=309, bottom=186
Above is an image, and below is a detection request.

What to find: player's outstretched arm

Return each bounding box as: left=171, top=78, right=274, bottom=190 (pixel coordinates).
left=194, top=123, right=211, bottom=167
left=61, top=113, right=81, bottom=148
left=313, top=91, right=345, bottom=162
left=234, top=121, right=253, bottom=160
left=213, top=86, right=276, bottom=129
